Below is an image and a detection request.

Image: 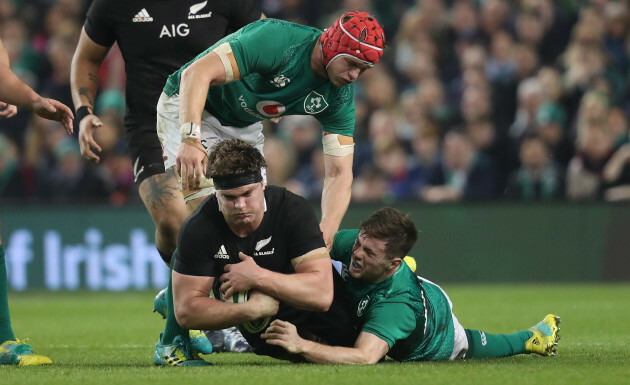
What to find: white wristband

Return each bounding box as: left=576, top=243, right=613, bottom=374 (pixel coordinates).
left=180, top=122, right=201, bottom=140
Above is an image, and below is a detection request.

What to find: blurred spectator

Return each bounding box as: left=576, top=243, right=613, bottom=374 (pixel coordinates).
left=479, top=0, right=509, bottom=42
left=354, top=109, right=399, bottom=175
left=607, top=107, right=629, bottom=147
left=35, top=139, right=112, bottom=203
left=421, top=130, right=496, bottom=202
left=535, top=101, right=574, bottom=168
left=0, top=133, right=27, bottom=200
left=372, top=140, right=412, bottom=201
left=566, top=121, right=615, bottom=200
left=506, top=135, right=565, bottom=200
left=602, top=143, right=630, bottom=201
left=509, top=77, right=542, bottom=140
left=277, top=115, right=321, bottom=177
left=404, top=121, right=441, bottom=198
left=286, top=147, right=326, bottom=201
left=603, top=1, right=629, bottom=76
left=417, top=76, right=452, bottom=131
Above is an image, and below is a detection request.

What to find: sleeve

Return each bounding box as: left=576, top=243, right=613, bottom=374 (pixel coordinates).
left=172, top=214, right=217, bottom=277
left=228, top=20, right=284, bottom=77
left=317, top=88, right=356, bottom=136
left=228, top=0, right=262, bottom=31
left=84, top=0, right=116, bottom=47
left=330, top=229, right=359, bottom=263
left=284, top=192, right=326, bottom=259
left=362, top=300, right=416, bottom=349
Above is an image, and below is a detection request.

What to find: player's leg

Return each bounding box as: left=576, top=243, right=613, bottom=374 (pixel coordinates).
left=0, top=218, right=52, bottom=365
left=0, top=222, right=15, bottom=344
left=464, top=314, right=561, bottom=358
left=129, top=120, right=189, bottom=265
left=154, top=258, right=211, bottom=366
left=137, top=170, right=189, bottom=263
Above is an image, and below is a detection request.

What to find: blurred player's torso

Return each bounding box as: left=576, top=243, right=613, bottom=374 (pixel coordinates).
left=85, top=0, right=260, bottom=126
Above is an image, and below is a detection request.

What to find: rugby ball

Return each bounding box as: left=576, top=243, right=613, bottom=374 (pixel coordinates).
left=222, top=290, right=272, bottom=334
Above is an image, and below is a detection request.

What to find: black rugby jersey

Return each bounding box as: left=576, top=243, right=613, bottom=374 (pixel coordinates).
left=174, top=186, right=324, bottom=279
left=85, top=0, right=260, bottom=128
left=173, top=186, right=358, bottom=356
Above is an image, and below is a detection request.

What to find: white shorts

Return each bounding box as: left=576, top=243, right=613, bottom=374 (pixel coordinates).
left=156, top=92, right=266, bottom=200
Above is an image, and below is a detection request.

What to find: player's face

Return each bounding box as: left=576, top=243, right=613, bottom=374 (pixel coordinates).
left=326, top=57, right=371, bottom=87
left=350, top=232, right=399, bottom=282
left=217, top=182, right=265, bottom=228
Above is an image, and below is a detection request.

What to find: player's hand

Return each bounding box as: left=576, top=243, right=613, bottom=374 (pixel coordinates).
left=248, top=290, right=279, bottom=319
left=261, top=319, right=305, bottom=354
left=78, top=114, right=104, bottom=162
left=220, top=252, right=261, bottom=299
left=33, top=98, right=74, bottom=134
left=0, top=102, right=18, bottom=118
left=176, top=138, right=207, bottom=190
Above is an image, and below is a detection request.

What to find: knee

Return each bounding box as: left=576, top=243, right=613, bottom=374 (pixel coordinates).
left=153, top=211, right=186, bottom=237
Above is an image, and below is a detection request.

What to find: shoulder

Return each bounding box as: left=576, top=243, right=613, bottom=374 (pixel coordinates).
left=265, top=185, right=306, bottom=204
left=180, top=195, right=221, bottom=239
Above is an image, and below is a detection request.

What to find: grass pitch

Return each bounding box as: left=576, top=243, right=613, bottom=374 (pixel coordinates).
left=3, top=284, right=629, bottom=385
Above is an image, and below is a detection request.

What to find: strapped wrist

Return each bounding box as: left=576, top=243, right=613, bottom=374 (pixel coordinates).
left=180, top=122, right=201, bottom=140
left=76, top=106, right=93, bottom=123
left=181, top=137, right=207, bottom=154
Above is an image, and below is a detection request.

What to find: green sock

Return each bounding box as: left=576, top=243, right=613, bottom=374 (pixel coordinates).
left=159, top=258, right=189, bottom=345
left=0, top=245, right=17, bottom=343
left=464, top=328, right=532, bottom=358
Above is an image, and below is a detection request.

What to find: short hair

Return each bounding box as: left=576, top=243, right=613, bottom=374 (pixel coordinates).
left=207, top=139, right=267, bottom=180
left=359, top=207, right=418, bottom=259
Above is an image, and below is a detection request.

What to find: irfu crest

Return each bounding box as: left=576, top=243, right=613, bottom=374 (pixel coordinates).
left=304, top=91, right=329, bottom=114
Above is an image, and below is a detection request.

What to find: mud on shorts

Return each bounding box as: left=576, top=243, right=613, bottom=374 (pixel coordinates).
left=156, top=92, right=266, bottom=201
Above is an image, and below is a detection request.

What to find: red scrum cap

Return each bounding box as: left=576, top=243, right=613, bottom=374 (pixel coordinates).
left=320, top=11, right=385, bottom=69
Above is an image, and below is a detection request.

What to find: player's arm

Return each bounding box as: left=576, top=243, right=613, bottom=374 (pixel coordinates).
left=172, top=270, right=278, bottom=330
left=320, top=133, right=354, bottom=249
left=0, top=37, right=74, bottom=131
left=0, top=39, right=29, bottom=118
left=263, top=320, right=389, bottom=364
left=220, top=248, right=333, bottom=312
left=176, top=44, right=241, bottom=190
left=70, top=28, right=110, bottom=162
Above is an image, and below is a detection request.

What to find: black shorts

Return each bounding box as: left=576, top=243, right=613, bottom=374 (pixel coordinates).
left=239, top=268, right=359, bottom=359
left=126, top=121, right=166, bottom=185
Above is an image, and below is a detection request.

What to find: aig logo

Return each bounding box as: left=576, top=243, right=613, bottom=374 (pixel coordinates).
left=160, top=24, right=189, bottom=38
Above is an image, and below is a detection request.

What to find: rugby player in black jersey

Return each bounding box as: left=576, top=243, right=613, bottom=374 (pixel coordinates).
left=70, top=0, right=264, bottom=362
left=167, top=139, right=356, bottom=363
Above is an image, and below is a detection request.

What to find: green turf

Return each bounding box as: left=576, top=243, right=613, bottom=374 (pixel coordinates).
left=2, top=284, right=629, bottom=384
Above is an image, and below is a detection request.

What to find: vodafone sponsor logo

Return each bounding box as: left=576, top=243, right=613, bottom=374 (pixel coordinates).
left=256, top=101, right=286, bottom=118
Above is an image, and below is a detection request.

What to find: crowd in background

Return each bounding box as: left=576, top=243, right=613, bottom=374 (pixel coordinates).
left=1, top=0, right=630, bottom=205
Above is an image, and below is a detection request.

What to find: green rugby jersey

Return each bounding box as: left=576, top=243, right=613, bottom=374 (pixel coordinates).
left=331, top=229, right=455, bottom=362
left=164, top=18, right=355, bottom=136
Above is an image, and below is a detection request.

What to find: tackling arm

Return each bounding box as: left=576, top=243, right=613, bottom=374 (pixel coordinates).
left=263, top=321, right=390, bottom=364
left=320, top=135, right=354, bottom=249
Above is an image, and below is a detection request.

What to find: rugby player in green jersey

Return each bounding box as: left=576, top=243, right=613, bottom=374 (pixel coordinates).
left=262, top=208, right=561, bottom=363
left=157, top=11, right=384, bottom=249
